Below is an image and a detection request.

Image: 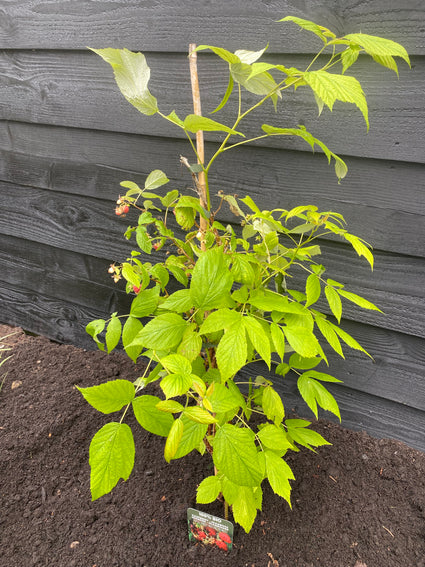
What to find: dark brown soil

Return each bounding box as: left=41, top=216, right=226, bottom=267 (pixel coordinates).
left=1, top=324, right=424, bottom=567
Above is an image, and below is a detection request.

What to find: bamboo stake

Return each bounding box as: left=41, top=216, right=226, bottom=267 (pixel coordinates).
left=188, top=44, right=208, bottom=250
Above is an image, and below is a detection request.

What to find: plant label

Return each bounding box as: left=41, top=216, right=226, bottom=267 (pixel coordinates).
left=187, top=507, right=234, bottom=551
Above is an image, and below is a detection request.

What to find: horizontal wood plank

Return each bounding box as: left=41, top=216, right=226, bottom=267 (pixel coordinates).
left=0, top=0, right=423, bottom=55
left=0, top=51, right=421, bottom=162
left=1, top=121, right=424, bottom=257
left=0, top=190, right=424, bottom=339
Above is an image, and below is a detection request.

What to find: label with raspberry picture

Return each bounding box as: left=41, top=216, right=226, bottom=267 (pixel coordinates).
left=187, top=508, right=234, bottom=551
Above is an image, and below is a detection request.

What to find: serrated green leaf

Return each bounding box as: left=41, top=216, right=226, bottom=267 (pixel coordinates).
left=231, top=254, right=256, bottom=285
left=231, top=62, right=281, bottom=100
left=232, top=486, right=258, bottom=533
left=122, top=263, right=141, bottom=287
left=329, top=322, right=371, bottom=357
left=183, top=114, right=244, bottom=136
left=196, top=475, right=222, bottom=504
left=160, top=373, right=193, bottom=398
left=78, top=379, right=135, bottom=414
left=86, top=319, right=105, bottom=351
left=89, top=422, right=135, bottom=500
left=262, top=386, right=285, bottom=425
left=164, top=417, right=184, bottom=462
left=173, top=414, right=208, bottom=459
left=325, top=286, right=343, bottom=323
left=177, top=329, right=202, bottom=362
left=158, top=289, right=193, bottom=313
left=184, top=406, right=217, bottom=424
left=298, top=374, right=341, bottom=420
left=211, top=73, right=234, bottom=114
left=90, top=48, right=158, bottom=115
left=344, top=33, right=410, bottom=70
left=190, top=247, right=233, bottom=310
left=130, top=285, right=160, bottom=318
left=341, top=45, right=361, bottom=73
left=160, top=353, right=192, bottom=375
left=286, top=419, right=331, bottom=450
left=135, top=226, right=152, bottom=254
left=289, top=353, right=321, bottom=370
left=305, top=274, right=321, bottom=307
left=315, top=316, right=344, bottom=358
left=338, top=289, right=382, bottom=312
left=343, top=233, right=374, bottom=269
left=264, top=450, right=294, bottom=505
left=283, top=326, right=321, bottom=358
left=156, top=399, right=184, bottom=413
left=144, top=169, right=169, bottom=191
left=206, top=383, right=242, bottom=413
left=279, top=16, right=336, bottom=42
left=243, top=315, right=271, bottom=368
left=303, top=70, right=369, bottom=129
left=130, top=313, right=187, bottom=351
left=105, top=316, right=122, bottom=353
left=193, top=45, right=240, bottom=64
left=213, top=424, right=264, bottom=487
left=216, top=321, right=247, bottom=380
left=132, top=395, right=174, bottom=436
left=270, top=322, right=286, bottom=360
left=257, top=424, right=293, bottom=451
left=200, top=308, right=241, bottom=335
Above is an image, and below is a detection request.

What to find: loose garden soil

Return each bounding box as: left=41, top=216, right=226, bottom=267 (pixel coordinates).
left=1, top=324, right=424, bottom=567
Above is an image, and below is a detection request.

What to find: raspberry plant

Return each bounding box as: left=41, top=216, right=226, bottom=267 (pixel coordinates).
left=79, top=17, right=409, bottom=533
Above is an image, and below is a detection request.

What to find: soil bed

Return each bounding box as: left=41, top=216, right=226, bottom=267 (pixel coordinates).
left=1, top=324, right=424, bottom=567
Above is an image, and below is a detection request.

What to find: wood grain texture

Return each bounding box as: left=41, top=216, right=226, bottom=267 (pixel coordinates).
left=1, top=179, right=424, bottom=338
left=0, top=50, right=420, bottom=162
left=0, top=0, right=423, bottom=55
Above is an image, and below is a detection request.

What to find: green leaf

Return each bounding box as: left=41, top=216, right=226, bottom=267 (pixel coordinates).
left=289, top=353, right=321, bottom=370
left=341, top=45, right=361, bottom=73
left=211, top=73, right=234, bottom=114
left=315, top=316, right=344, bottom=358
left=173, top=414, right=208, bottom=459
left=231, top=254, right=256, bottom=285
left=344, top=33, right=410, bottom=72
left=279, top=16, right=336, bottom=42
left=200, top=309, right=241, bottom=335
left=159, top=289, right=193, bottom=313
left=338, top=289, right=382, bottom=312
left=213, top=424, right=264, bottom=487
left=305, top=274, right=321, bottom=307
left=264, top=450, right=294, bottom=505
left=136, top=226, right=152, bottom=254
left=231, top=62, right=280, bottom=98
left=206, top=383, right=242, bottom=413
left=343, top=233, right=374, bottom=269
left=177, top=329, right=202, bottom=362
left=257, top=424, right=293, bottom=451
left=298, top=374, right=341, bottom=420
left=193, top=45, right=240, bottom=64
left=286, top=419, right=331, bottom=450
left=283, top=326, right=321, bottom=358
left=235, top=45, right=268, bottom=64
left=243, top=315, right=271, bottom=368
left=303, top=71, right=369, bottom=129
left=132, top=395, right=174, bottom=436
left=216, top=321, right=247, bottom=380
left=262, top=386, right=285, bottom=425
left=160, top=373, right=193, bottom=398
left=196, top=475, right=222, bottom=504
left=190, top=247, right=234, bottom=310
left=156, top=399, right=184, bottom=413
left=329, top=322, right=370, bottom=357
left=90, top=48, right=158, bottom=115
left=183, top=114, right=244, bottom=137
left=78, top=379, right=135, bottom=414
left=325, top=286, right=343, bottom=323
left=89, top=422, right=135, bottom=500
left=122, top=316, right=144, bottom=363
left=161, top=352, right=193, bottom=374
left=231, top=486, right=258, bottom=533
left=122, top=263, right=141, bottom=287
left=105, top=316, right=122, bottom=353
left=130, top=285, right=160, bottom=318
left=86, top=319, right=105, bottom=351
left=164, top=417, right=184, bottom=462
left=184, top=406, right=217, bottom=424
left=270, top=322, right=286, bottom=360
left=130, top=313, right=187, bottom=351
left=303, top=370, right=342, bottom=383
left=144, top=169, right=169, bottom=191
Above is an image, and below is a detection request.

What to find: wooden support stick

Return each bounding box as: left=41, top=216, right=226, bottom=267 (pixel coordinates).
left=188, top=44, right=208, bottom=249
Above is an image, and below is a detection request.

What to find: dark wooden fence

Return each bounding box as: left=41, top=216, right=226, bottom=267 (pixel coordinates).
left=1, top=1, right=424, bottom=450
